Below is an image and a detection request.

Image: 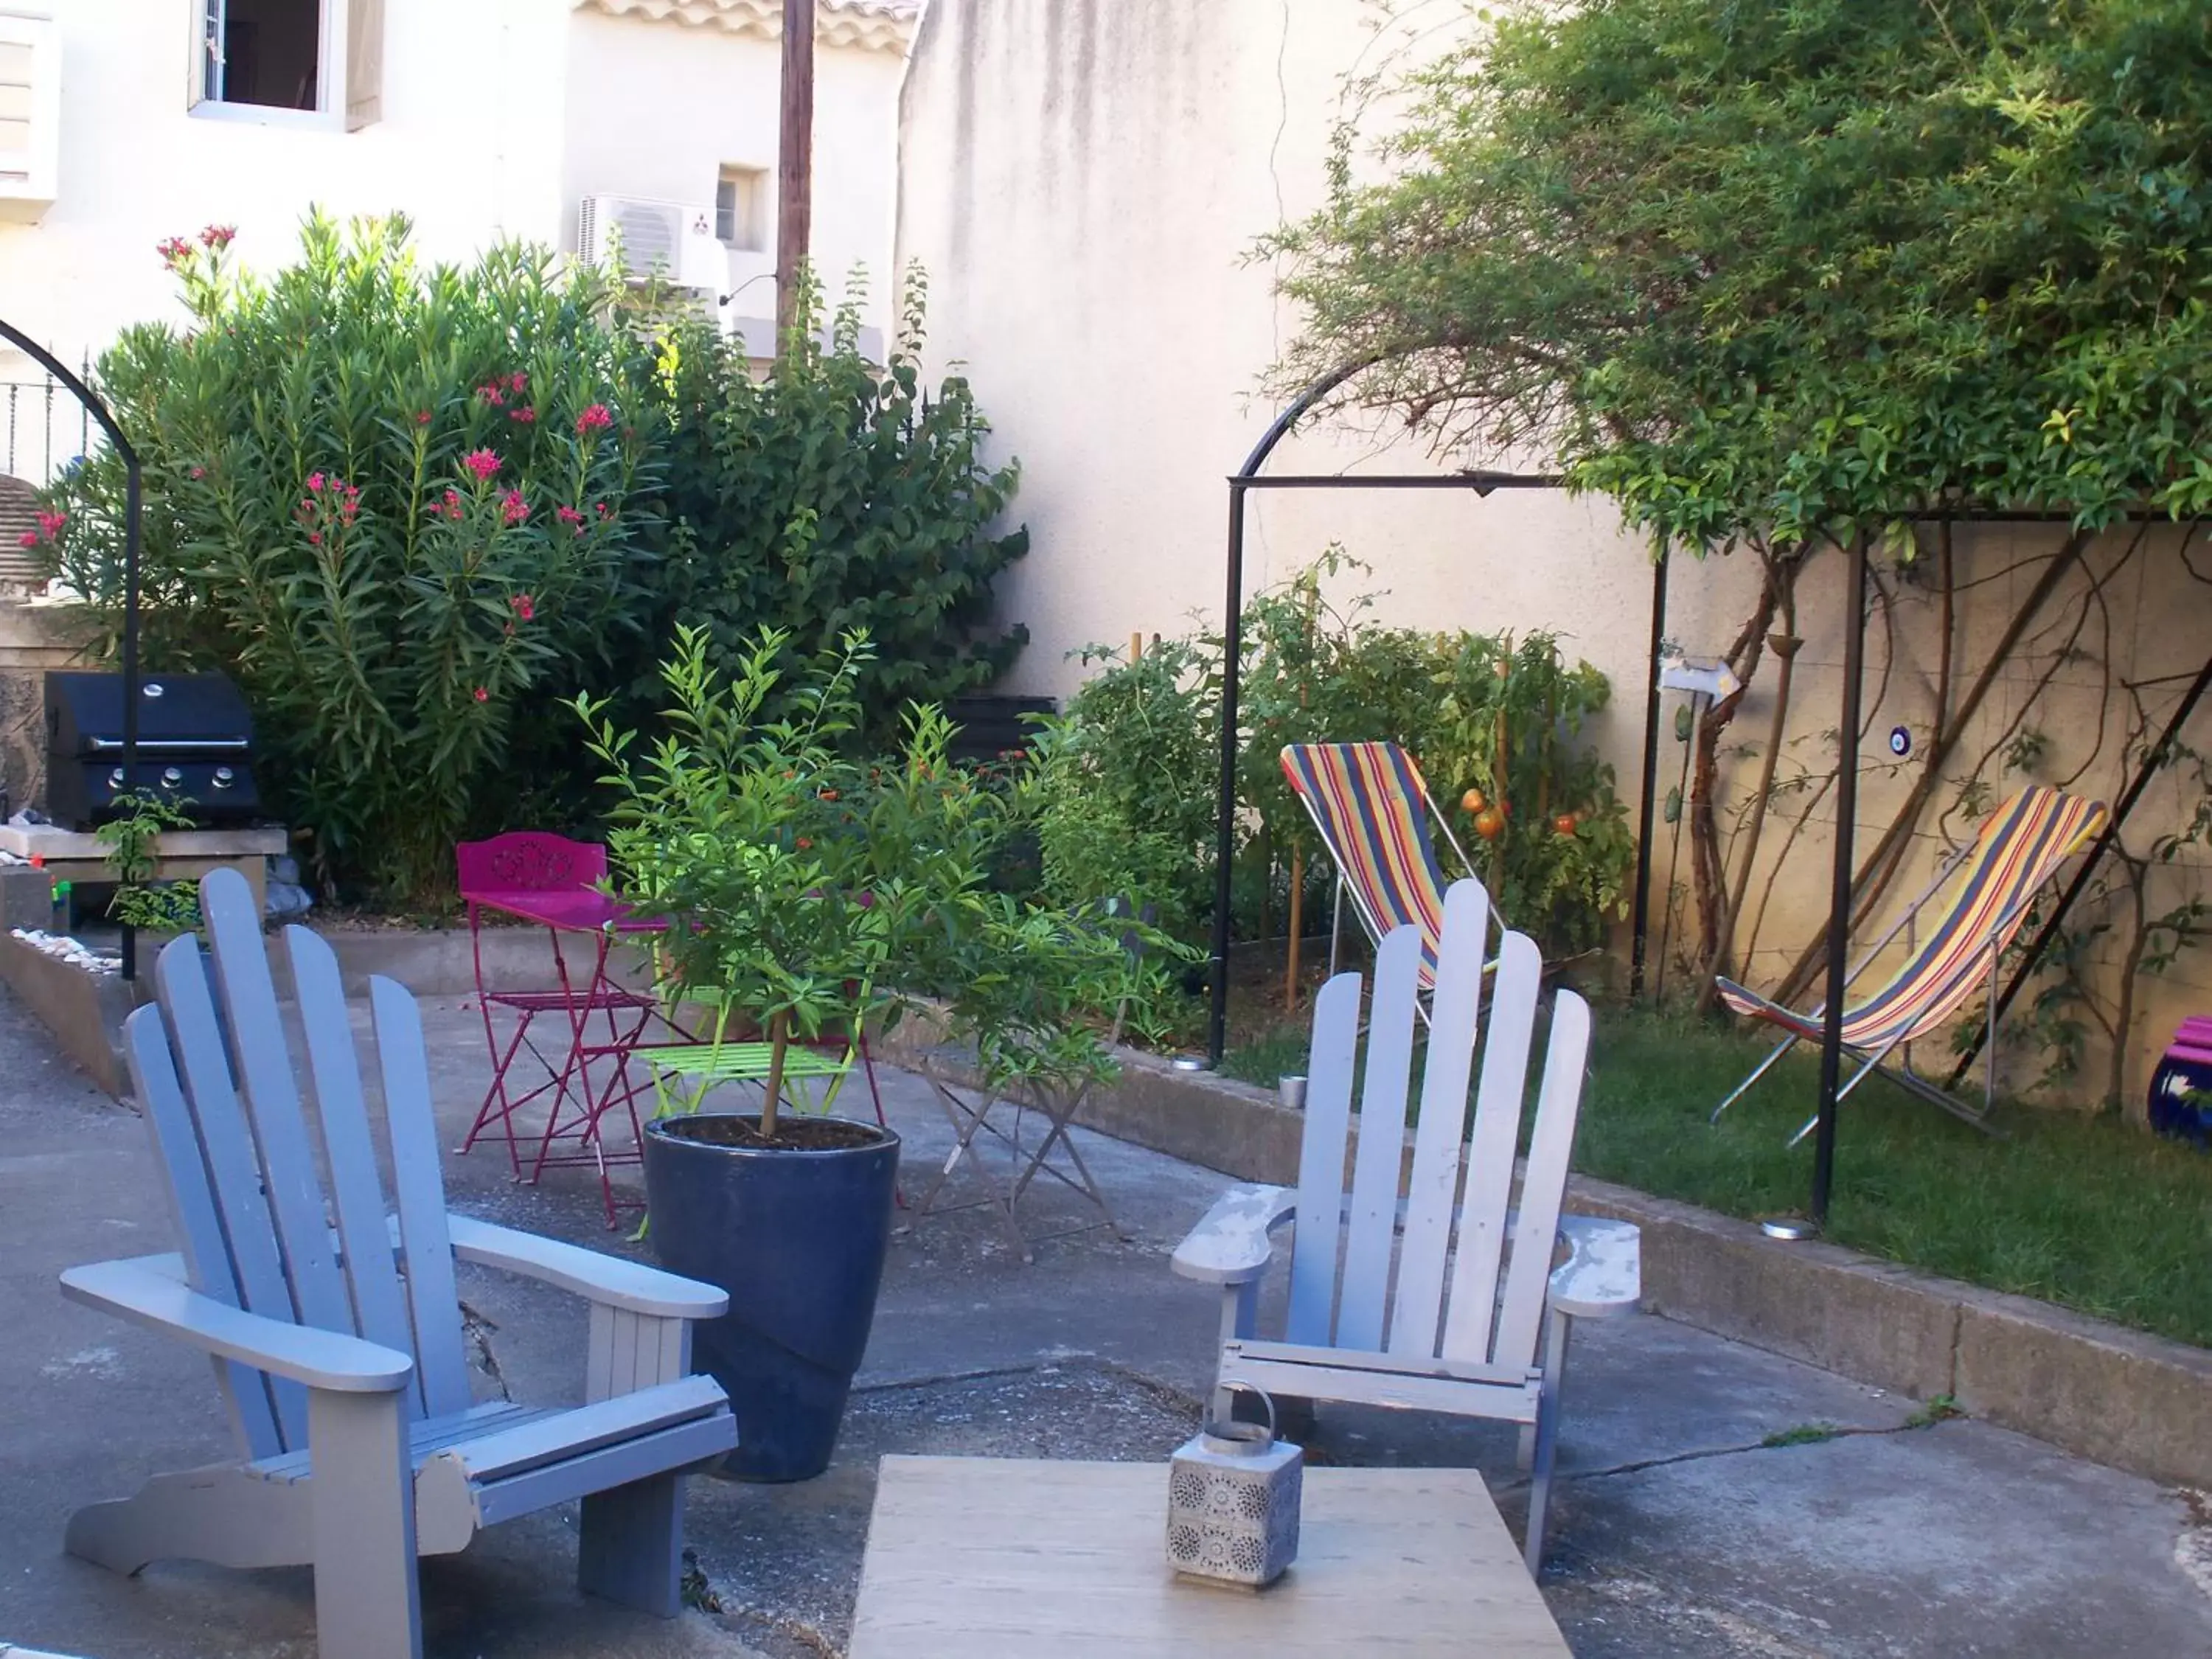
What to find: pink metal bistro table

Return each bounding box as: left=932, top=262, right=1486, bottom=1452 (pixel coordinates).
left=457, top=841, right=684, bottom=1226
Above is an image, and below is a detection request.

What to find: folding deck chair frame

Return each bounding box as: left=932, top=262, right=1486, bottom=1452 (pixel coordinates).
left=910, top=1057, right=1127, bottom=1265
left=1711, top=787, right=2109, bottom=1145
left=1280, top=742, right=1500, bottom=1026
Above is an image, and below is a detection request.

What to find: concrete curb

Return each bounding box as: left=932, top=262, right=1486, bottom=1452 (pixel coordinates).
left=276, top=926, right=658, bottom=998
left=874, top=1020, right=2212, bottom=1492
left=0, top=925, right=657, bottom=1099
left=0, top=933, right=133, bottom=1096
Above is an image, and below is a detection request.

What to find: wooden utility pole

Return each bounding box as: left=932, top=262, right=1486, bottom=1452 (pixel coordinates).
left=775, top=0, right=815, bottom=355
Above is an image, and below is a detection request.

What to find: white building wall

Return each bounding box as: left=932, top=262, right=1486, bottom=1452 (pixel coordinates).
left=0, top=0, right=574, bottom=381
left=563, top=6, right=906, bottom=347
left=0, top=0, right=908, bottom=394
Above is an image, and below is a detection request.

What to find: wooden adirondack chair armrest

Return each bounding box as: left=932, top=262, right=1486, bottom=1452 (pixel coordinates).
left=445, top=1215, right=728, bottom=1320
left=60, top=1254, right=414, bottom=1394
left=1550, top=1214, right=1641, bottom=1319
left=1172, top=1184, right=1297, bottom=1286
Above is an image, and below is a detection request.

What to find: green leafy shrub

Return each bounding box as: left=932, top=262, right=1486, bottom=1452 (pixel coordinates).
left=40, top=213, right=660, bottom=902
left=1023, top=635, right=1220, bottom=939
left=580, top=624, right=1169, bottom=1133
left=96, top=788, right=203, bottom=933
left=1028, top=554, right=1635, bottom=960
left=1425, top=632, right=1635, bottom=956
left=644, top=268, right=1029, bottom=737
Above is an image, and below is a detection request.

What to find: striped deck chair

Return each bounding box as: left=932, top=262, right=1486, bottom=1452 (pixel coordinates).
left=1712, top=785, right=2108, bottom=1144
left=1280, top=742, right=1492, bottom=1015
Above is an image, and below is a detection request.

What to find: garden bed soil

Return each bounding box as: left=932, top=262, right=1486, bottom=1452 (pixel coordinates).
left=662, top=1114, right=886, bottom=1154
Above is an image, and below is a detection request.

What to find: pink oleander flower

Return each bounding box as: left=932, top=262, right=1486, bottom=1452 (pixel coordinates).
left=308, top=532, right=322, bottom=546
left=156, top=235, right=192, bottom=267
left=554, top=504, right=585, bottom=532
left=462, top=449, right=501, bottom=481
left=506, top=371, right=528, bottom=393
left=508, top=406, right=537, bottom=425
left=199, top=223, right=236, bottom=250
left=17, top=531, right=37, bottom=549
left=509, top=593, right=536, bottom=622
left=477, top=383, right=506, bottom=407
left=574, top=403, right=613, bottom=435
left=414, top=409, right=432, bottom=425
left=35, top=509, right=66, bottom=538
left=307, top=471, right=326, bottom=493
left=595, top=501, right=611, bottom=518
left=189, top=465, right=206, bottom=479
left=473, top=686, right=490, bottom=703
left=501, top=488, right=529, bottom=526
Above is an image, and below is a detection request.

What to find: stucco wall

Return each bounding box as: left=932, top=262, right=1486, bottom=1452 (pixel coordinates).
left=0, top=0, right=574, bottom=374
left=0, top=0, right=906, bottom=376
left=563, top=7, right=905, bottom=343
left=897, top=0, right=2212, bottom=1107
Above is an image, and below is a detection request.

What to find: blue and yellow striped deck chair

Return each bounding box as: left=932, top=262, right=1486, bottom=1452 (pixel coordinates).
left=1713, top=785, right=2108, bottom=1143
left=1280, top=742, right=1495, bottom=1015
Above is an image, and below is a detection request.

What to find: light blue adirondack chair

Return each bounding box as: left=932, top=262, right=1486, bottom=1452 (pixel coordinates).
left=1172, top=880, right=1641, bottom=1573
left=59, top=869, right=738, bottom=1659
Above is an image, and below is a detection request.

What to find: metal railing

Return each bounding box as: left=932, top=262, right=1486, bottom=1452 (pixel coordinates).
left=1, top=360, right=103, bottom=487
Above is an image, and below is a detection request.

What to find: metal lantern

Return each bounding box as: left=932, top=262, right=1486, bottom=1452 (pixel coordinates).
left=1165, top=1394, right=1303, bottom=1588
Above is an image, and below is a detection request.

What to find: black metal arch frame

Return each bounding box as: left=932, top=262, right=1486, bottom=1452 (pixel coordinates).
left=0, top=317, right=146, bottom=977
left=1208, top=370, right=2211, bottom=1232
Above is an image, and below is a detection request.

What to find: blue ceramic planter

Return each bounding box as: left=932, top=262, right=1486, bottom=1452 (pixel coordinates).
left=641, top=1113, right=900, bottom=1482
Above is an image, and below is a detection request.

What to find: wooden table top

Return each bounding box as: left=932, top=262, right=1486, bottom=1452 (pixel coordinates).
left=849, top=1456, right=1573, bottom=1658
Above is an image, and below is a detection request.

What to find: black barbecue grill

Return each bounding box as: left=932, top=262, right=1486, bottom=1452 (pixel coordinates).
left=44, top=671, right=263, bottom=829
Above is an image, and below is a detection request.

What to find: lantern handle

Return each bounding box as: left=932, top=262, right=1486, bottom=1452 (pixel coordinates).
left=1200, top=1379, right=1278, bottom=1453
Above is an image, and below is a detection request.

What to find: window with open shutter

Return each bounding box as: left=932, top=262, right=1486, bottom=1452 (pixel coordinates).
left=189, top=0, right=379, bottom=128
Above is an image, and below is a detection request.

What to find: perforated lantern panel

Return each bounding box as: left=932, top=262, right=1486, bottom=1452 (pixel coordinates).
left=1164, top=1436, right=1303, bottom=1588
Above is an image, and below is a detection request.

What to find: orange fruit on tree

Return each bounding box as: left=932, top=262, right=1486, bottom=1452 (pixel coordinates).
left=1461, top=787, right=1485, bottom=814
left=1472, top=807, right=1505, bottom=841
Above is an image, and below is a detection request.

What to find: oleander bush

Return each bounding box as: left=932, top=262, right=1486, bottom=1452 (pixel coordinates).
left=41, top=217, right=1030, bottom=905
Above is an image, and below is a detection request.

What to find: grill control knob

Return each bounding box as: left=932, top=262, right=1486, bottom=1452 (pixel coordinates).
left=161, top=767, right=184, bottom=787
left=213, top=767, right=236, bottom=788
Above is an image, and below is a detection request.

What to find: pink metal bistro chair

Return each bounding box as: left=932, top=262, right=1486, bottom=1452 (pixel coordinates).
left=456, top=832, right=681, bottom=1222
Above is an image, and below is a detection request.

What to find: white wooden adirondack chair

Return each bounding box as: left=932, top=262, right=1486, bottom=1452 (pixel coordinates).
left=1172, top=880, right=1641, bottom=1573
left=58, top=869, right=739, bottom=1659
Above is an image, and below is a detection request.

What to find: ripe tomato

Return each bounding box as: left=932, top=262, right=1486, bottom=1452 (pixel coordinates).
left=1554, top=813, right=1578, bottom=836
left=1461, top=787, right=1486, bottom=814
left=1473, top=807, right=1505, bottom=841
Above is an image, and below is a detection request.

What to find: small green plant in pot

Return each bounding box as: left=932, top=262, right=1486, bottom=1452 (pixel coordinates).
left=97, top=789, right=204, bottom=936
left=574, top=623, right=1005, bottom=1480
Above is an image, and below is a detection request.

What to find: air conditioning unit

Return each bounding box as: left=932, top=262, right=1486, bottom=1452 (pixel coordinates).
left=577, top=195, right=726, bottom=291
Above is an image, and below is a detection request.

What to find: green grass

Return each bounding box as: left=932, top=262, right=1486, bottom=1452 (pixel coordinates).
left=1224, top=1008, right=2212, bottom=1350
left=1217, top=1026, right=1312, bottom=1090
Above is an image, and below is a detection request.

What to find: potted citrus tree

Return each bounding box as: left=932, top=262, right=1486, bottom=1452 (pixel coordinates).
left=574, top=624, right=1008, bottom=1480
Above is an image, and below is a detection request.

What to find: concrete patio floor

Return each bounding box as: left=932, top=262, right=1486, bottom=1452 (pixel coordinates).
left=4, top=984, right=2211, bottom=1658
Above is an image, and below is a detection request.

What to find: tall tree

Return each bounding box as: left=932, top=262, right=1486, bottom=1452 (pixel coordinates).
left=1265, top=0, right=2212, bottom=984
left=1267, top=0, right=2212, bottom=545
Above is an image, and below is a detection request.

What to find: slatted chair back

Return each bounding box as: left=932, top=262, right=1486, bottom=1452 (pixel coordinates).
left=125, top=866, right=474, bottom=1462
left=1284, top=880, right=1591, bottom=1375
left=1280, top=742, right=1459, bottom=988
left=456, top=832, right=606, bottom=902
